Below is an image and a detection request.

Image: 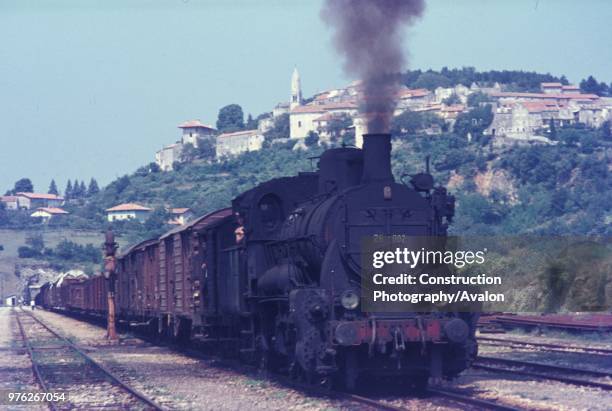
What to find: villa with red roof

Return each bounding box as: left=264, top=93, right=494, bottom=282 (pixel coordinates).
left=106, top=203, right=152, bottom=222
left=15, top=192, right=64, bottom=210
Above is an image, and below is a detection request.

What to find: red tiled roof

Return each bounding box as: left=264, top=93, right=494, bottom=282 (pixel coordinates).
left=218, top=129, right=260, bottom=138
left=17, top=192, right=64, bottom=201
left=397, top=88, right=430, bottom=98
left=520, top=101, right=561, bottom=113
left=171, top=208, right=190, bottom=214
left=562, top=85, right=580, bottom=90
left=313, top=113, right=336, bottom=122
left=541, top=82, right=563, bottom=88
left=491, top=92, right=598, bottom=100
left=36, top=207, right=69, bottom=215
left=106, top=203, right=153, bottom=212
left=178, top=120, right=215, bottom=130
left=1, top=196, right=18, bottom=202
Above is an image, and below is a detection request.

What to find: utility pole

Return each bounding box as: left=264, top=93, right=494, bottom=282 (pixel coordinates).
left=103, top=229, right=118, bottom=341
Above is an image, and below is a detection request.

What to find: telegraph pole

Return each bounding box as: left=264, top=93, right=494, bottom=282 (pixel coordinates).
left=103, top=229, right=119, bottom=341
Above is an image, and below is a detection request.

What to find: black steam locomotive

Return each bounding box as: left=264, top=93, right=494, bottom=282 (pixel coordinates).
left=40, top=133, right=477, bottom=390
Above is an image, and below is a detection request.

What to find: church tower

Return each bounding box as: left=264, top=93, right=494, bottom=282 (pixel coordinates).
left=290, top=67, right=302, bottom=110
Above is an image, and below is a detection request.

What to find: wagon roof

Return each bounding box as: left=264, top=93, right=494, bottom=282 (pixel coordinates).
left=159, top=207, right=233, bottom=240
left=118, top=237, right=158, bottom=259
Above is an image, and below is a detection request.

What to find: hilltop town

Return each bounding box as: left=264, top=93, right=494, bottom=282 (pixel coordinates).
left=0, top=67, right=610, bottom=238
left=154, top=68, right=610, bottom=170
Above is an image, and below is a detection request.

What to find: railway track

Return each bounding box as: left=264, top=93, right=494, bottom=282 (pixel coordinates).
left=474, top=355, right=612, bottom=391
left=30, top=308, right=525, bottom=410
left=14, top=308, right=166, bottom=411
left=478, top=336, right=612, bottom=355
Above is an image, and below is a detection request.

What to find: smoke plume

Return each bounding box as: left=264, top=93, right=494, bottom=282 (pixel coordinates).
left=321, top=0, right=425, bottom=133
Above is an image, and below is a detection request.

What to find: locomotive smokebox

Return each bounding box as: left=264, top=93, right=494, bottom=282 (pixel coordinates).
left=361, top=133, right=394, bottom=183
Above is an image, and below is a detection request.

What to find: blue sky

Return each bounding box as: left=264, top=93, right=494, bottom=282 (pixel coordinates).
left=1, top=0, right=611, bottom=193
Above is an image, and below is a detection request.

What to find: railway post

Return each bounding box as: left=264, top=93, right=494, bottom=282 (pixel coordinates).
left=103, top=229, right=119, bottom=341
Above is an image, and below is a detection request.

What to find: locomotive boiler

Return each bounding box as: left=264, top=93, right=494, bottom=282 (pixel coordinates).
left=40, top=133, right=478, bottom=390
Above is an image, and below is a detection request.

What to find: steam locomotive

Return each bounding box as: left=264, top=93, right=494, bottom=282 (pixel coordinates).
left=38, top=133, right=478, bottom=389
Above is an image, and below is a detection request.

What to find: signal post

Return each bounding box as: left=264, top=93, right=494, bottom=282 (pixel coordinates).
left=103, top=229, right=119, bottom=342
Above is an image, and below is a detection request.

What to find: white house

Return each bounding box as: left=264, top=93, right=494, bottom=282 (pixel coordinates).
left=178, top=120, right=216, bottom=147
left=30, top=207, right=69, bottom=222
left=106, top=203, right=152, bottom=222
left=289, top=102, right=358, bottom=139
left=216, top=129, right=265, bottom=157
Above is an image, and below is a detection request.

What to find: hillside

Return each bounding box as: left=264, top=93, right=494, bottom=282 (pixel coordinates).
left=56, top=126, right=608, bottom=241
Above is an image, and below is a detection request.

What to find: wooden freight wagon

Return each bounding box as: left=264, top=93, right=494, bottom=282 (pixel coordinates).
left=117, top=238, right=159, bottom=320
left=157, top=208, right=234, bottom=338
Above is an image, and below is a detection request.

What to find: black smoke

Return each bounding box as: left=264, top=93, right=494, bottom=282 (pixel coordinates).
left=321, top=0, right=425, bottom=133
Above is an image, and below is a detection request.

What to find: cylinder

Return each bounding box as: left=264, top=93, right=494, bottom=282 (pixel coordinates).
left=361, top=133, right=394, bottom=183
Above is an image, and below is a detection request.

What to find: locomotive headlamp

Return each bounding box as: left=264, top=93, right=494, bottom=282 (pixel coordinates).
left=340, top=290, right=360, bottom=310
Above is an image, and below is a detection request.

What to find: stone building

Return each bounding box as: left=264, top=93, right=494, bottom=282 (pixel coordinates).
left=155, top=143, right=182, bottom=171
left=178, top=120, right=216, bottom=148
left=216, top=129, right=265, bottom=157
left=290, top=102, right=357, bottom=139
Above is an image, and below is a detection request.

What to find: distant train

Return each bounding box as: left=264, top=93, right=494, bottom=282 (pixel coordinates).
left=38, top=133, right=478, bottom=390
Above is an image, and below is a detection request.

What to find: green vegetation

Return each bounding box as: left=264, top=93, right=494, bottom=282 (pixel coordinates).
left=2, top=120, right=609, bottom=241
left=5, top=178, right=34, bottom=195
left=216, top=103, right=245, bottom=132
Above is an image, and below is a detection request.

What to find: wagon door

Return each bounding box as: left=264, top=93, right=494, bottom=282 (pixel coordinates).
left=172, top=233, right=185, bottom=314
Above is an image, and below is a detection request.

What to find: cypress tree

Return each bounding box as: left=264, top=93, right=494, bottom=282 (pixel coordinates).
left=87, top=178, right=100, bottom=196
left=48, top=179, right=59, bottom=195
left=65, top=180, right=73, bottom=200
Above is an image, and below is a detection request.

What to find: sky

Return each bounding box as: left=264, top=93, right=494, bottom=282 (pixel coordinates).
left=1, top=0, right=611, bottom=193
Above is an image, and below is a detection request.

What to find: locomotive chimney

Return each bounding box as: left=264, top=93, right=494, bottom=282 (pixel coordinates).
left=361, top=133, right=394, bottom=183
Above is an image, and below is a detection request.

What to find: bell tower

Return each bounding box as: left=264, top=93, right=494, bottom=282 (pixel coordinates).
left=290, top=67, right=302, bottom=110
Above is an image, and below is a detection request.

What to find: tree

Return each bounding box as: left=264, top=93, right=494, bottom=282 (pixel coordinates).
left=442, top=93, right=461, bottom=105
left=71, top=180, right=82, bottom=198
left=579, top=75, right=609, bottom=96
left=548, top=118, right=557, bottom=140
left=197, top=138, right=216, bottom=160
left=326, top=114, right=353, bottom=142
left=87, top=178, right=100, bottom=196
left=453, top=104, right=494, bottom=142
left=216, top=104, right=244, bottom=132
left=305, top=131, right=319, bottom=147
left=245, top=113, right=257, bottom=129
left=12, top=178, right=33, bottom=194
left=467, top=92, right=491, bottom=107
left=25, top=233, right=44, bottom=254
left=48, top=179, right=59, bottom=195
left=180, top=142, right=198, bottom=163
left=600, top=120, right=611, bottom=141
left=65, top=180, right=73, bottom=200
left=412, top=72, right=452, bottom=90
left=264, top=113, right=290, bottom=141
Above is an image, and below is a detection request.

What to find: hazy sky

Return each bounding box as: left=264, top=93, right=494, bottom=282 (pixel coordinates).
left=1, top=0, right=611, bottom=193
